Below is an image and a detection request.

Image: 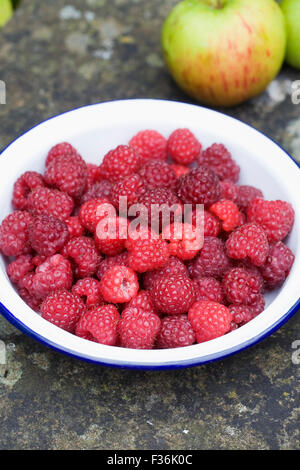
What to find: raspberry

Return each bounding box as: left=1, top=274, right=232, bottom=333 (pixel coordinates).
left=110, top=174, right=146, bottom=210
left=75, top=305, right=119, bottom=344
left=46, top=142, right=78, bottom=167
left=162, top=222, right=203, bottom=260
left=226, top=223, right=269, bottom=266
left=44, top=152, right=87, bottom=199
left=97, top=251, right=129, bottom=279
left=203, top=211, right=221, bottom=237
left=193, top=277, right=225, bottom=303
left=64, top=236, right=101, bottom=278
left=209, top=200, right=244, bottom=232
left=139, top=160, right=177, bottom=190
left=220, top=180, right=238, bottom=202
left=72, top=278, right=103, bottom=308
left=41, top=289, right=85, bottom=333
left=177, top=166, right=221, bottom=207
left=98, top=145, right=141, bottom=183
left=222, top=267, right=263, bottom=305
left=248, top=294, right=265, bottom=316
left=65, top=216, right=85, bottom=238
left=260, top=241, right=295, bottom=289
left=32, top=254, right=47, bottom=267
left=79, top=198, right=111, bottom=233
left=126, top=290, right=156, bottom=313
left=186, top=237, right=232, bottom=279
left=167, top=128, right=201, bottom=164
left=86, top=163, right=100, bottom=190
left=126, top=232, right=170, bottom=273
left=81, top=180, right=113, bottom=204
left=198, top=143, right=240, bottom=182
left=18, top=286, right=41, bottom=311
left=137, top=187, right=181, bottom=229
left=236, top=185, right=263, bottom=211
left=129, top=130, right=167, bottom=163
left=28, top=214, right=69, bottom=256
left=228, top=305, right=253, bottom=326
left=118, top=307, right=161, bottom=349
left=247, top=198, right=295, bottom=242
left=170, top=164, right=189, bottom=178
left=32, top=254, right=73, bottom=299
left=143, top=256, right=188, bottom=290
left=27, top=187, right=74, bottom=220
left=150, top=275, right=195, bottom=314
left=6, top=255, right=34, bottom=284
left=12, top=171, right=44, bottom=210
left=94, top=216, right=128, bottom=256
left=156, top=315, right=195, bottom=349
left=0, top=211, right=33, bottom=256
left=100, top=266, right=139, bottom=303
left=188, top=301, right=232, bottom=343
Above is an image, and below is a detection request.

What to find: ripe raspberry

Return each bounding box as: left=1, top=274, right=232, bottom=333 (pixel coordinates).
left=162, top=222, right=203, bottom=260
left=97, top=251, right=129, bottom=279
left=86, top=163, right=101, bottom=190
left=236, top=185, right=263, bottom=211
left=220, top=180, right=238, bottom=202
left=139, top=160, right=177, bottom=190
left=193, top=277, right=225, bottom=304
left=0, top=210, right=33, bottom=256
left=65, top=216, right=85, bottom=238
left=186, top=237, right=232, bottom=279
left=260, top=241, right=295, bottom=289
left=143, top=256, right=188, bottom=290
left=98, top=145, right=141, bottom=183
left=32, top=254, right=47, bottom=267
left=118, top=307, right=161, bottom=349
left=137, top=187, right=181, bottom=229
left=28, top=214, right=69, bottom=256
left=188, top=301, right=232, bottom=343
left=210, top=200, right=244, bottom=232
left=248, top=294, right=265, bottom=317
left=228, top=305, right=253, bottom=326
left=75, top=305, right=119, bottom=344
left=100, top=266, right=139, bottom=303
left=6, top=254, right=34, bottom=284
left=79, top=198, right=112, bottom=233
left=170, top=164, right=189, bottom=178
left=222, top=267, right=263, bottom=305
left=32, top=254, right=73, bottom=299
left=198, top=143, right=240, bottom=182
left=45, top=152, right=87, bottom=199
left=18, top=286, right=41, bottom=311
left=72, top=278, right=103, bottom=308
left=150, top=275, right=195, bottom=314
left=27, top=187, right=74, bottom=220
left=12, top=171, right=44, bottom=211
left=226, top=223, right=269, bottom=266
left=167, top=128, right=201, bottom=164
left=64, top=236, right=101, bottom=278
left=81, top=180, right=113, bottom=204
left=110, top=173, right=146, bottom=210
left=126, top=232, right=170, bottom=273
left=94, top=216, right=128, bottom=256
left=129, top=130, right=167, bottom=163
left=126, top=290, right=156, bottom=313
left=46, top=142, right=78, bottom=167
left=156, top=315, right=195, bottom=349
left=247, top=198, right=295, bottom=242
left=192, top=209, right=221, bottom=237
left=41, top=289, right=85, bottom=333
left=177, top=166, right=221, bottom=207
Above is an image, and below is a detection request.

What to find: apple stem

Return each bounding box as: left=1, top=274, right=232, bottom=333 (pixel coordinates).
left=207, top=0, right=224, bottom=8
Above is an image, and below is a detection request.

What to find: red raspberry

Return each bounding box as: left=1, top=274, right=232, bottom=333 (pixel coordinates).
left=188, top=301, right=232, bottom=343
left=186, top=237, right=232, bottom=279
left=32, top=254, right=47, bottom=267
left=126, top=290, right=156, bottom=313
left=27, top=187, right=74, bottom=220
left=98, top=145, right=141, bottom=183
left=86, top=163, right=101, bottom=190
left=139, top=160, right=177, bottom=190
left=81, top=180, right=113, bottom=204
left=18, top=286, right=41, bottom=311
left=118, top=307, right=161, bottom=349
left=97, top=251, right=129, bottom=279
left=72, top=278, right=103, bottom=308
left=94, top=216, right=128, bottom=256
left=129, top=130, right=167, bottom=163
left=65, top=216, right=85, bottom=238
left=46, top=142, right=78, bottom=167
left=28, top=214, right=69, bottom=256
left=192, top=209, right=221, bottom=237
left=150, top=275, right=195, bottom=315
left=226, top=223, right=269, bottom=266
left=100, top=266, right=139, bottom=303
left=126, top=232, right=170, bottom=273
left=228, top=305, right=253, bottom=326
left=236, top=185, right=263, bottom=211
left=32, top=254, right=73, bottom=299
left=0, top=211, right=33, bottom=256
left=162, top=222, right=203, bottom=260
left=111, top=173, right=146, bottom=210
left=12, top=171, right=44, bottom=211
left=248, top=294, right=265, bottom=317
left=177, top=166, right=221, bottom=207
left=6, top=254, right=34, bottom=284
left=45, top=152, right=87, bottom=199
left=156, top=315, right=195, bottom=349
left=170, top=164, right=189, bottom=178
left=137, top=187, right=181, bottom=230
left=260, top=241, right=295, bottom=289
left=79, top=198, right=112, bottom=233
left=75, top=304, right=119, bottom=344
left=222, top=267, right=263, bottom=305
left=167, top=128, right=201, bottom=164
left=41, top=289, right=85, bottom=333
left=64, top=236, right=101, bottom=278
left=198, top=143, right=240, bottom=182
left=247, top=198, right=295, bottom=242
left=209, top=200, right=244, bottom=232
left=193, top=277, right=225, bottom=304
left=220, top=180, right=238, bottom=201
left=143, top=256, right=188, bottom=290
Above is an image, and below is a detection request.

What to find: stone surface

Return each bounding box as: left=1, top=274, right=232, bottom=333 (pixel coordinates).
left=0, top=0, right=299, bottom=450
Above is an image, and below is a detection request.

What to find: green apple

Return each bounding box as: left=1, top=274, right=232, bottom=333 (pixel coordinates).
left=162, top=0, right=286, bottom=107
left=0, top=0, right=13, bottom=28
left=281, top=0, right=300, bottom=69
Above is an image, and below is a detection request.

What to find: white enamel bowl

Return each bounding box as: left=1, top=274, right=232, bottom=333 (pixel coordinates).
left=0, top=99, right=299, bottom=369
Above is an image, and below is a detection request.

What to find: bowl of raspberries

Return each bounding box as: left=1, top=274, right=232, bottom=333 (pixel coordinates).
left=0, top=99, right=299, bottom=369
